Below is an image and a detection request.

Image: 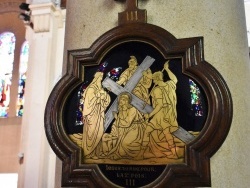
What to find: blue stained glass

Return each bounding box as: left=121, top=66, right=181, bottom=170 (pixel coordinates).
left=17, top=41, right=29, bottom=117
left=0, top=32, right=16, bottom=118
left=75, top=81, right=89, bottom=126
left=106, top=67, right=123, bottom=81
left=97, top=61, right=108, bottom=72
left=189, top=79, right=203, bottom=116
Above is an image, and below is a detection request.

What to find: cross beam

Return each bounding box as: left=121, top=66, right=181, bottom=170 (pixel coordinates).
left=101, top=56, right=196, bottom=144
left=102, top=56, right=155, bottom=131
left=102, top=77, right=153, bottom=114
left=102, top=77, right=195, bottom=144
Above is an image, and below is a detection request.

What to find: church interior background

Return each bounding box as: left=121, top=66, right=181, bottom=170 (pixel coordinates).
left=0, top=0, right=250, bottom=187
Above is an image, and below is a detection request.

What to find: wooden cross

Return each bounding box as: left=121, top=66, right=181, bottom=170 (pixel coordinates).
left=115, top=0, right=147, bottom=25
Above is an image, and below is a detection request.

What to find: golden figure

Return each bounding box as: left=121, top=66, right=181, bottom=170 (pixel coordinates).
left=69, top=58, right=186, bottom=164
left=117, top=56, right=152, bottom=104
left=102, top=92, right=145, bottom=160
left=133, top=68, right=152, bottom=104
left=117, top=56, right=138, bottom=86
left=139, top=61, right=179, bottom=159
left=81, top=72, right=111, bottom=159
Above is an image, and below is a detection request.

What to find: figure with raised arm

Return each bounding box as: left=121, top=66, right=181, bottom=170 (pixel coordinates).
left=139, top=61, right=179, bottom=159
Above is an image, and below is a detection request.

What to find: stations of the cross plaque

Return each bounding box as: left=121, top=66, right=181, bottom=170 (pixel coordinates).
left=44, top=1, right=233, bottom=187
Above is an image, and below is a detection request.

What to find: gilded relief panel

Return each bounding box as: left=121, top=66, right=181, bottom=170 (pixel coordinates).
left=65, top=42, right=207, bottom=166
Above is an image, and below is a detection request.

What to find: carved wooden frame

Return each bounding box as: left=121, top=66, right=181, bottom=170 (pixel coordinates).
left=45, top=21, right=232, bottom=187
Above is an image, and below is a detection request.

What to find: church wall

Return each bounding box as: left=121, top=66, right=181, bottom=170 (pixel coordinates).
left=0, top=7, right=25, bottom=173
left=60, top=0, right=250, bottom=187
left=0, top=122, right=21, bottom=173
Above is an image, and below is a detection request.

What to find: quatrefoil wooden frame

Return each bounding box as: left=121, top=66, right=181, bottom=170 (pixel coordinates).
left=45, top=20, right=232, bottom=187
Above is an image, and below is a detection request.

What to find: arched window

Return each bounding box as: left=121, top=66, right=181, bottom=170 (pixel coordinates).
left=0, top=32, right=16, bottom=117
left=16, top=41, right=29, bottom=117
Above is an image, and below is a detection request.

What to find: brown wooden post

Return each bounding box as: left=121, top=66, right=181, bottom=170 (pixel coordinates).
left=116, top=0, right=147, bottom=25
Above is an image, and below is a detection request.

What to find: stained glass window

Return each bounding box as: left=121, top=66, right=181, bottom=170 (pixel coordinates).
left=106, top=67, right=123, bottom=82
left=75, top=81, right=88, bottom=126
left=0, top=32, right=16, bottom=118
left=189, top=79, right=203, bottom=116
left=16, top=41, right=29, bottom=117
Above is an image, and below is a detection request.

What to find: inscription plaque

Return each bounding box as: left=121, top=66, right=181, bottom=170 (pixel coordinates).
left=99, top=164, right=166, bottom=187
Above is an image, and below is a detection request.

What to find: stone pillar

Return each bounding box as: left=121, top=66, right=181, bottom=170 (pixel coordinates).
left=59, top=0, right=250, bottom=187
left=245, top=1, right=250, bottom=46
left=18, top=3, right=65, bottom=188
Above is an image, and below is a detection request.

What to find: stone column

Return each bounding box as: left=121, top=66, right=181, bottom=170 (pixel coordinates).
left=59, top=0, right=250, bottom=187
left=18, top=3, right=65, bottom=188
left=245, top=1, right=250, bottom=46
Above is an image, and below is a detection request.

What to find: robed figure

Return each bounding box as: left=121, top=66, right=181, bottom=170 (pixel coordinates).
left=81, top=72, right=111, bottom=159
left=102, top=92, right=145, bottom=160
left=140, top=62, right=179, bottom=159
